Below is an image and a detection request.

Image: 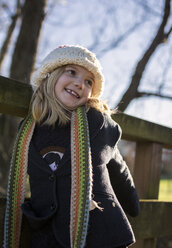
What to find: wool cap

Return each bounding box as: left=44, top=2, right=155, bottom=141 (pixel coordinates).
left=32, top=45, right=104, bottom=98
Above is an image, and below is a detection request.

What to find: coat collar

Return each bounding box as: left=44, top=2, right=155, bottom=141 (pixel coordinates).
left=87, top=107, right=105, bottom=140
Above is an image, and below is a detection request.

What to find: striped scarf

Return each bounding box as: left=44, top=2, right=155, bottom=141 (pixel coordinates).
left=3, top=106, right=93, bottom=248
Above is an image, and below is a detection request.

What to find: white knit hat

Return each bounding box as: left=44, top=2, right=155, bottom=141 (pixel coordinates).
left=33, top=45, right=104, bottom=98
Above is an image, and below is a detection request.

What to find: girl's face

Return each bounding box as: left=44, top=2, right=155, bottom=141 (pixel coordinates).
left=54, top=65, right=94, bottom=110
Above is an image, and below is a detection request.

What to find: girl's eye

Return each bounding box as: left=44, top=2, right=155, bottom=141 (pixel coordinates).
left=66, top=69, right=75, bottom=75
left=86, top=80, right=93, bottom=87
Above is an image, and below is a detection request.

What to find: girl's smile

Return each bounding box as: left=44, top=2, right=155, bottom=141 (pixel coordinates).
left=54, top=65, right=94, bottom=110
left=65, top=88, right=80, bottom=98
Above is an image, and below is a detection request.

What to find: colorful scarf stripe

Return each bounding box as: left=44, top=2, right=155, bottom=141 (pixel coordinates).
left=70, top=106, right=92, bottom=248
left=3, top=115, right=35, bottom=248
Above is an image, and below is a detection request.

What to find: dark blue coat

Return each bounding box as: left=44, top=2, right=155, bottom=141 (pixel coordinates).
left=21, top=108, right=140, bottom=248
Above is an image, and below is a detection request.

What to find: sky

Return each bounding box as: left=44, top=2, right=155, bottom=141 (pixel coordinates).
left=1, top=0, right=172, bottom=127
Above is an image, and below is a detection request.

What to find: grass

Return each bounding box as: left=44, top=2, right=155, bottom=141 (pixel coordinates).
left=158, top=178, right=172, bottom=201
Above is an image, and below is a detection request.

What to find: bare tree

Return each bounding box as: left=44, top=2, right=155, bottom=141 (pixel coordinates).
left=0, top=0, right=48, bottom=195
left=117, top=0, right=172, bottom=112
left=64, top=0, right=172, bottom=110
left=0, top=0, right=21, bottom=69
left=87, top=1, right=147, bottom=55
left=10, top=0, right=47, bottom=82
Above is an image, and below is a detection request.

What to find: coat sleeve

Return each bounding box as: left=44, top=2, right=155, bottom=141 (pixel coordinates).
left=106, top=131, right=140, bottom=217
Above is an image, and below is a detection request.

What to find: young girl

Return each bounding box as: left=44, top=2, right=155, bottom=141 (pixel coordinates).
left=4, top=45, right=140, bottom=248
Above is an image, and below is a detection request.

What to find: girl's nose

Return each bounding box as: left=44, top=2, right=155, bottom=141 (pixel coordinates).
left=74, top=77, right=84, bottom=89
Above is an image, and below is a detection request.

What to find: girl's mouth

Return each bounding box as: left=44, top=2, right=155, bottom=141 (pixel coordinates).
left=65, top=88, right=80, bottom=98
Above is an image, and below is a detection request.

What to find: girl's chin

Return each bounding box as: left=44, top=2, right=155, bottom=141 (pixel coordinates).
left=57, top=97, right=87, bottom=110
left=64, top=105, right=81, bottom=110
left=58, top=101, right=79, bottom=111
left=63, top=103, right=86, bottom=111
left=63, top=100, right=88, bottom=109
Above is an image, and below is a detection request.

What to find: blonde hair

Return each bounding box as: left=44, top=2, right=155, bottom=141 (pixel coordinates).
left=31, top=66, right=113, bottom=126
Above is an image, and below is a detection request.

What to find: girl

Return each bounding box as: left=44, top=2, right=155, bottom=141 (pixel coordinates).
left=4, top=45, right=140, bottom=248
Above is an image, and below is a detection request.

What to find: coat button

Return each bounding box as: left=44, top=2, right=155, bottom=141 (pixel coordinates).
left=49, top=174, right=54, bottom=181
left=112, top=202, right=115, bottom=207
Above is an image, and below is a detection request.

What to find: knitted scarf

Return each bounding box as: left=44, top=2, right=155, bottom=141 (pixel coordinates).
left=3, top=106, right=93, bottom=248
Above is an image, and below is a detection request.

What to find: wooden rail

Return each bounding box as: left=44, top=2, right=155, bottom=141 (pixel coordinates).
left=0, top=75, right=32, bottom=117
left=0, top=75, right=172, bottom=247
left=1, top=75, right=171, bottom=147
left=0, top=198, right=172, bottom=247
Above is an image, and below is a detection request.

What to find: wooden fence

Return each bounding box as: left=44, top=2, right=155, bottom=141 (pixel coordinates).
left=0, top=75, right=172, bottom=248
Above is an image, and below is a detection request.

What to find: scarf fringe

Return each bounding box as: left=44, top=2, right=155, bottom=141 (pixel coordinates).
left=90, top=200, right=104, bottom=211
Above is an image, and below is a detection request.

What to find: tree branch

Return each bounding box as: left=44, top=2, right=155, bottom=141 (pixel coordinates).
left=0, top=0, right=21, bottom=69
left=164, top=25, right=172, bottom=40
left=117, top=0, right=171, bottom=112
left=136, top=91, right=172, bottom=100
left=98, top=21, right=143, bottom=56
left=10, top=0, right=47, bottom=82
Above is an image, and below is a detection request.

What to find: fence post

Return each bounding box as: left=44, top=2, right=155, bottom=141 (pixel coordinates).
left=132, top=142, right=162, bottom=248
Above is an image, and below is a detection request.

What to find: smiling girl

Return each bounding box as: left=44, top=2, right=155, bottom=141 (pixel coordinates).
left=3, top=45, right=140, bottom=248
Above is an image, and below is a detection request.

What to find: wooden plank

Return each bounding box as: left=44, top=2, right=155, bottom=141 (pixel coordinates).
left=1, top=199, right=172, bottom=246
left=112, top=113, right=172, bottom=149
left=132, top=239, right=156, bottom=248
left=129, top=200, right=172, bottom=239
left=0, top=75, right=172, bottom=148
left=0, top=75, right=32, bottom=117
left=133, top=142, right=162, bottom=247
left=134, top=142, right=162, bottom=199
